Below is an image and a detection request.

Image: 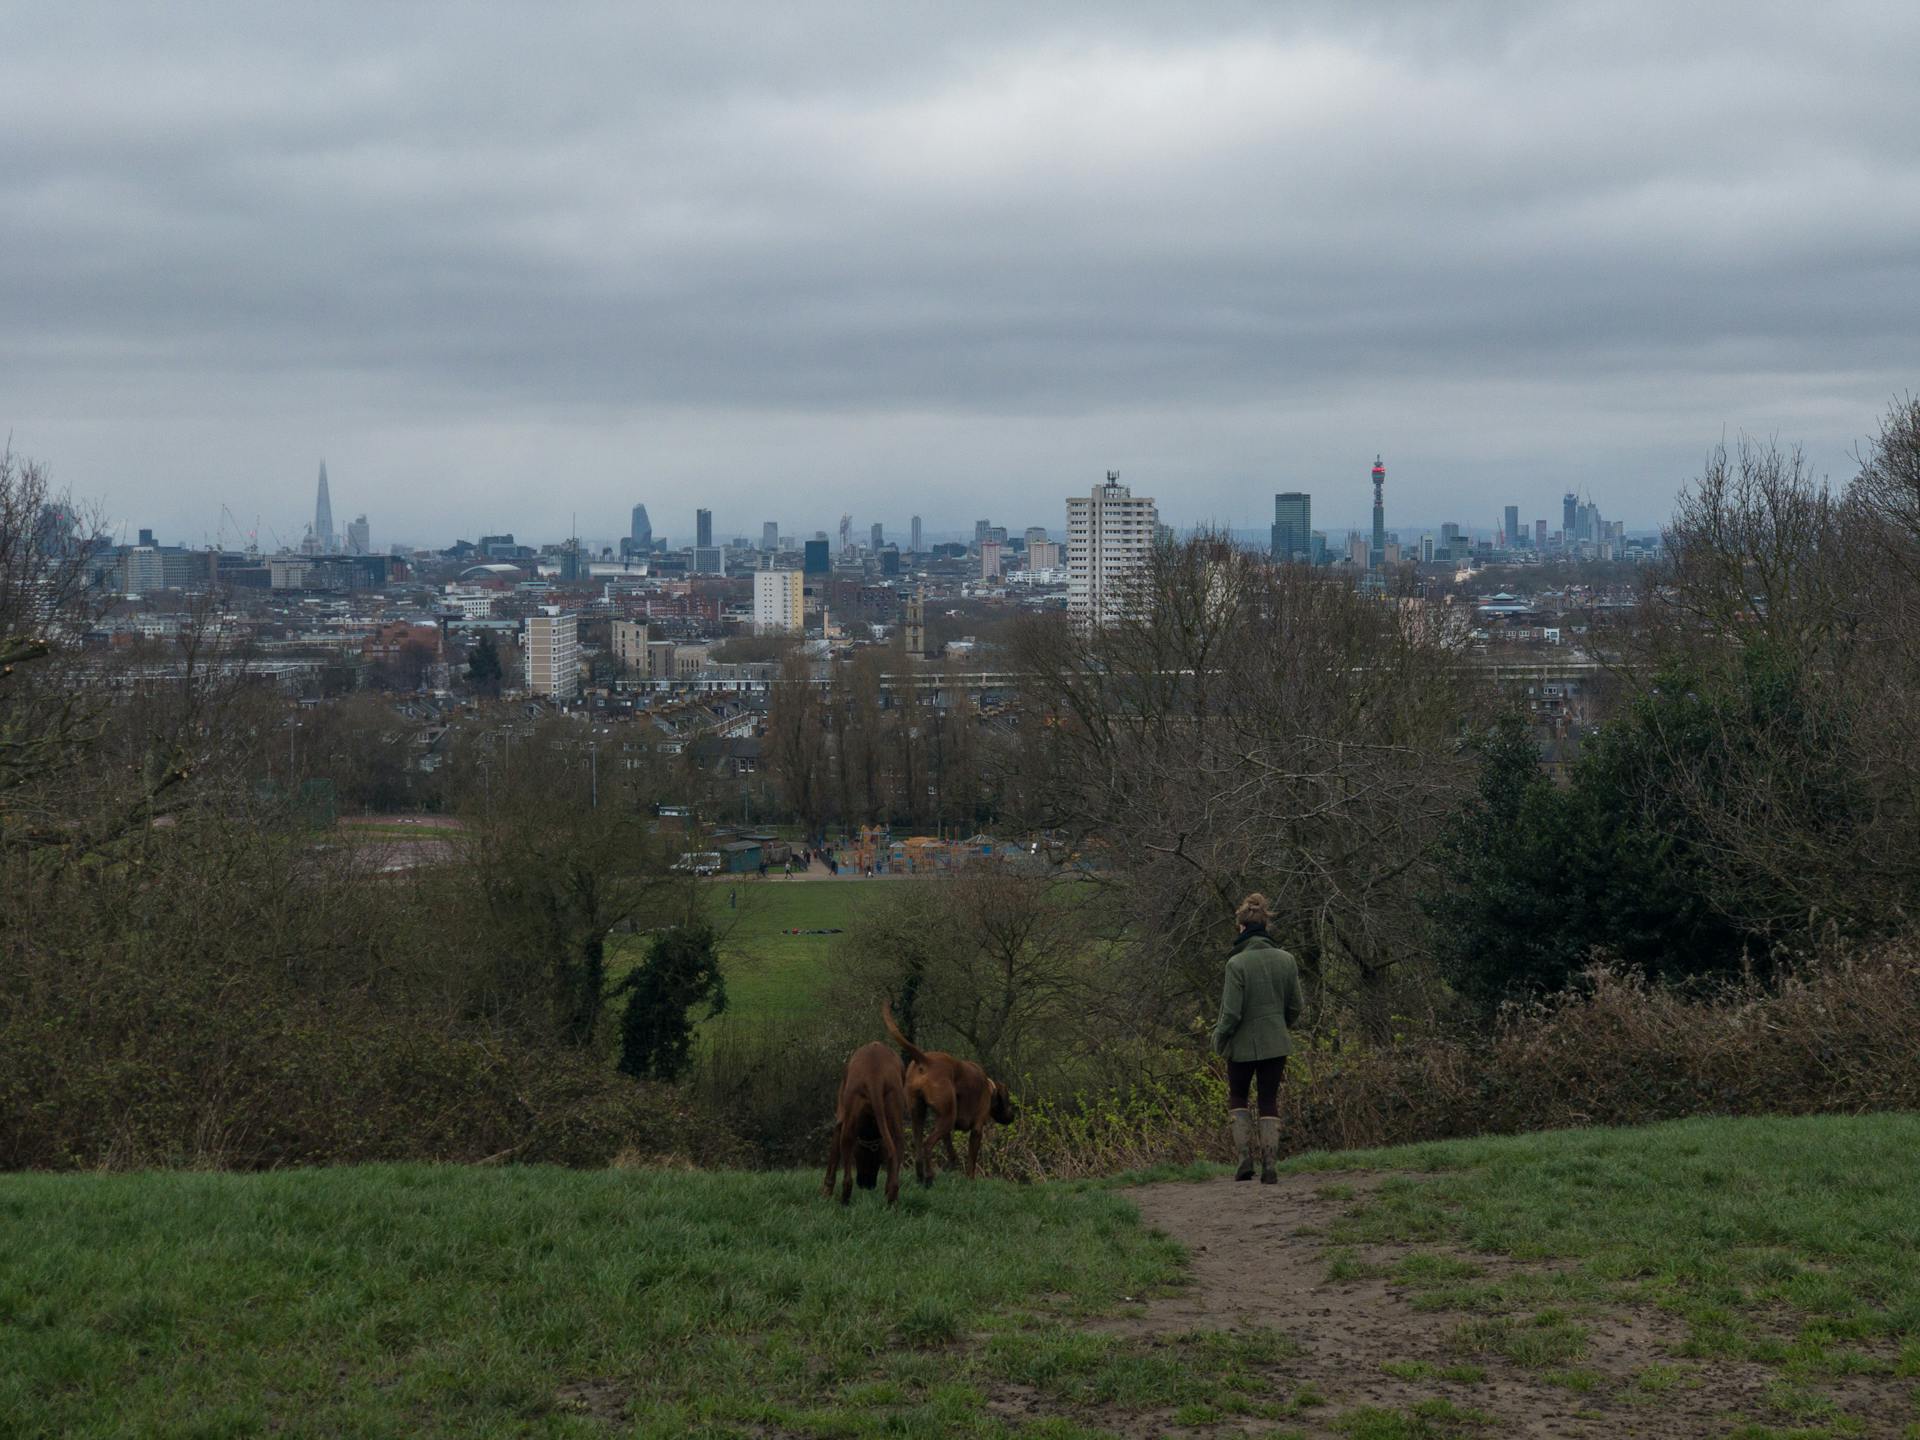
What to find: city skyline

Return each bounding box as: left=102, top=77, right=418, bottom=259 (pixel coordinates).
left=3, top=4, right=1914, bottom=544
left=111, top=456, right=1669, bottom=556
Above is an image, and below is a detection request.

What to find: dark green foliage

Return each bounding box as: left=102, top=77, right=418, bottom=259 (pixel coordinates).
left=1429, top=709, right=1707, bottom=1007
left=465, top=633, right=503, bottom=696
left=1427, top=650, right=1858, bottom=1007
left=618, top=922, right=727, bottom=1080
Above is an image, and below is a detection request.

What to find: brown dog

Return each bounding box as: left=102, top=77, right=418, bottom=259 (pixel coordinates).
left=882, top=1002, right=1016, bottom=1185
left=823, top=1040, right=909, bottom=1205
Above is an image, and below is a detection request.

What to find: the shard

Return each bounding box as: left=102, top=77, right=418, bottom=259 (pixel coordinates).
left=315, top=461, right=335, bottom=552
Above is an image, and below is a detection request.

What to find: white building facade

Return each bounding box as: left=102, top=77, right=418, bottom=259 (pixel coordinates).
left=1066, top=473, right=1158, bottom=626
left=524, top=607, right=579, bottom=700
left=753, top=569, right=805, bottom=635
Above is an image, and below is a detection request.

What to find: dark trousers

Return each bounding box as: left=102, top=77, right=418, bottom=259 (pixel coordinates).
left=1226, top=1055, right=1287, bottom=1119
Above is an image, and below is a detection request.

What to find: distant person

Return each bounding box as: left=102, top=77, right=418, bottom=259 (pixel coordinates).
left=1211, top=893, right=1304, bottom=1185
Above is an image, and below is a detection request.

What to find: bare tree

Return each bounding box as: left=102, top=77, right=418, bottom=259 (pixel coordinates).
left=1013, top=535, right=1472, bottom=1041
left=832, top=864, right=1103, bottom=1081
left=765, top=648, right=829, bottom=839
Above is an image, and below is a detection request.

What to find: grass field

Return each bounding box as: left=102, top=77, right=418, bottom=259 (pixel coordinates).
left=0, top=1166, right=1181, bottom=1439
left=7, top=1115, right=1918, bottom=1437
left=609, top=879, right=896, bottom=1025
left=1290, top=1113, right=1920, bottom=1387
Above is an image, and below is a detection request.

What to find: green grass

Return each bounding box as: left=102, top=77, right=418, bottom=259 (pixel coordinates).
left=0, top=1165, right=1183, bottom=1438
left=609, top=880, right=902, bottom=1025
left=1290, top=1113, right=1920, bottom=1383
left=707, top=881, right=900, bottom=1022
left=12, top=1114, right=1920, bottom=1437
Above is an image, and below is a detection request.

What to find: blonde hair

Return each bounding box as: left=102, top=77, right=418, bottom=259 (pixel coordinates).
left=1235, top=892, right=1271, bottom=928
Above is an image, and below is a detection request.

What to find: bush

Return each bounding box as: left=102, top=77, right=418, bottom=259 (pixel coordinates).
left=0, top=938, right=743, bottom=1171
left=981, top=946, right=1920, bottom=1180
left=685, top=1016, right=870, bottom=1170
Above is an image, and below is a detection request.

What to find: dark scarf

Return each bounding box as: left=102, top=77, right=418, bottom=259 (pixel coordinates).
left=1230, top=923, right=1268, bottom=955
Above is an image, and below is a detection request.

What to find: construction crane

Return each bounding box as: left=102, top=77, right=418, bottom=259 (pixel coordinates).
left=217, top=504, right=259, bottom=556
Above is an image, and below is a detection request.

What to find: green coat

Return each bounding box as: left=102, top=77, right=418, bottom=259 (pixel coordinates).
left=1211, top=931, right=1304, bottom=1061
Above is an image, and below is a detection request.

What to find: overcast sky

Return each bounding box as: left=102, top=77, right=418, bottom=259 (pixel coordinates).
left=4, top=2, right=1916, bottom=548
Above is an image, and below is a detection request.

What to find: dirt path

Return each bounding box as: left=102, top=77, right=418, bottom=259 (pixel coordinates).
left=1107, top=1173, right=1905, bottom=1439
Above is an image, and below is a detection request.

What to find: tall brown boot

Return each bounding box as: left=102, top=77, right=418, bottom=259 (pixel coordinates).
left=1230, top=1109, right=1255, bottom=1181
left=1258, top=1116, right=1281, bottom=1184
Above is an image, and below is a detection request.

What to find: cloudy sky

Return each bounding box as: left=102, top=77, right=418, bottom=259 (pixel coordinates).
left=3, top=2, right=1916, bottom=548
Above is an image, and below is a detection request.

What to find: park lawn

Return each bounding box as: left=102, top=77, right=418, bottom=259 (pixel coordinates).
left=0, top=1165, right=1188, bottom=1440
left=703, top=880, right=902, bottom=1024
left=1289, top=1112, right=1920, bottom=1424
left=5, top=1116, right=1919, bottom=1437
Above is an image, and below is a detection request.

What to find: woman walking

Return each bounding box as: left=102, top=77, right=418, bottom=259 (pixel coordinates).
left=1211, top=893, right=1304, bottom=1184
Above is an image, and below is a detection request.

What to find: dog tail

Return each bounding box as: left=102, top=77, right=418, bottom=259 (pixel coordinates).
left=881, top=1000, right=931, bottom=1066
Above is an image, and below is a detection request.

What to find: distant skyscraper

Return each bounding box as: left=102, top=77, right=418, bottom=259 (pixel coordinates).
left=1067, top=473, right=1156, bottom=626
left=1563, top=493, right=1578, bottom=538
left=314, top=461, right=334, bottom=552
left=910, top=515, right=922, bottom=553
left=803, top=538, right=830, bottom=575
left=1369, top=457, right=1386, bottom=570
left=1535, top=519, right=1548, bottom=549
left=346, top=514, right=370, bottom=555
left=1504, top=505, right=1521, bottom=549
left=761, top=521, right=778, bottom=552
left=631, top=504, right=652, bottom=549
left=981, top=539, right=1002, bottom=579
left=1271, top=492, right=1311, bottom=563
left=974, top=519, right=991, bottom=551
left=838, top=514, right=853, bottom=555
left=870, top=522, right=883, bottom=551
left=695, top=508, right=713, bottom=549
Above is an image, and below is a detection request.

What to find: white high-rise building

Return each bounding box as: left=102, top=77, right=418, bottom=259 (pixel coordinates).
left=346, top=514, right=370, bottom=555
left=1066, top=473, right=1157, bottom=626
left=524, top=607, right=579, bottom=700
left=753, top=569, right=805, bottom=635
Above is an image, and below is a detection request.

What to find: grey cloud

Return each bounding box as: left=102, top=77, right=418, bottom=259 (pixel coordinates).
left=2, top=1, right=1917, bottom=542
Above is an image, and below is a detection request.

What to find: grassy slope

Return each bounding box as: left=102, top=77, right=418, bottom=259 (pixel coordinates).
left=1290, top=1113, right=1920, bottom=1436
left=2, top=1166, right=1180, bottom=1440
left=7, top=1114, right=1918, bottom=1438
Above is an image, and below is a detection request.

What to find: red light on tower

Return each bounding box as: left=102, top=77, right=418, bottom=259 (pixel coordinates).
left=1371, top=457, right=1385, bottom=485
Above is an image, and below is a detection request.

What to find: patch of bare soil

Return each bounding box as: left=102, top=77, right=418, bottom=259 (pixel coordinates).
left=552, top=1378, right=630, bottom=1423
left=1055, top=1173, right=1910, bottom=1439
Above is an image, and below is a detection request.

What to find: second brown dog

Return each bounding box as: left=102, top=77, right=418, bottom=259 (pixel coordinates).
left=882, top=1002, right=1016, bottom=1185
left=823, top=1040, right=909, bottom=1205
